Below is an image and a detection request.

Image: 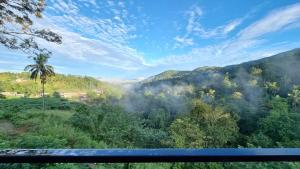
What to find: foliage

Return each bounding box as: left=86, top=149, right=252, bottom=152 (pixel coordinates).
left=0, top=72, right=123, bottom=100
left=170, top=101, right=238, bottom=148
left=24, top=53, right=55, bottom=110
left=24, top=53, right=55, bottom=83
left=250, top=66, right=263, bottom=76
left=0, top=0, right=62, bottom=54
left=169, top=118, right=204, bottom=147
left=255, top=97, right=300, bottom=147
left=288, top=85, right=300, bottom=108
left=0, top=49, right=300, bottom=168
left=264, top=81, right=279, bottom=96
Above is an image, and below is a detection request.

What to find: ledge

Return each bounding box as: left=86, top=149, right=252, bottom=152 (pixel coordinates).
left=1, top=148, right=300, bottom=163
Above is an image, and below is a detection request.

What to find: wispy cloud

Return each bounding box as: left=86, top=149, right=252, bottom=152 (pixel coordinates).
left=186, top=5, right=203, bottom=33
left=195, top=19, right=243, bottom=39
left=162, top=3, right=300, bottom=69
left=174, top=36, right=194, bottom=48
left=238, top=3, right=300, bottom=40
left=174, top=5, right=243, bottom=48
left=187, top=5, right=243, bottom=38
left=34, top=0, right=149, bottom=70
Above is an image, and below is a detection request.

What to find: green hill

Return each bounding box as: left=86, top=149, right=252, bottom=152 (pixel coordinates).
left=0, top=72, right=123, bottom=99
left=141, top=48, right=300, bottom=94
left=134, top=48, right=300, bottom=134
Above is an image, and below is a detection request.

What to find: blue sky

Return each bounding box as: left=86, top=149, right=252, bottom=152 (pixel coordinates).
left=1, top=0, right=300, bottom=80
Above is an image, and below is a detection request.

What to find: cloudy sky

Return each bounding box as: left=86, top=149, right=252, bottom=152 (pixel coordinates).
left=1, top=0, right=300, bottom=80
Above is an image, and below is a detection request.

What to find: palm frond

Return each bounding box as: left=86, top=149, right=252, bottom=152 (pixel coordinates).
left=24, top=65, right=36, bottom=71
left=30, top=70, right=39, bottom=80
left=25, top=53, right=55, bottom=84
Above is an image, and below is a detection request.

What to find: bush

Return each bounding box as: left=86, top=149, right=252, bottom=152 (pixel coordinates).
left=16, top=134, right=67, bottom=148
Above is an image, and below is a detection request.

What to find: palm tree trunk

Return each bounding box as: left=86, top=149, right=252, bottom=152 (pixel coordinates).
left=42, top=82, right=45, bottom=111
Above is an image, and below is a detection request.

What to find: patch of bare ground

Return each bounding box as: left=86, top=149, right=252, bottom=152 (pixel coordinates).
left=0, top=120, right=29, bottom=135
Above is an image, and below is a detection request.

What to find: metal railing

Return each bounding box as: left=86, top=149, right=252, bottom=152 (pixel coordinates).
left=1, top=148, right=300, bottom=163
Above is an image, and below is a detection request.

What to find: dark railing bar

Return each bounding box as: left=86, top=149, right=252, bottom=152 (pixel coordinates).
left=1, top=148, right=300, bottom=163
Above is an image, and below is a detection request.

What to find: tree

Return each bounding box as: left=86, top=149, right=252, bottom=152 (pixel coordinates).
left=24, top=53, right=55, bottom=110
left=0, top=0, right=62, bottom=54
left=257, top=97, right=300, bottom=147
left=169, top=118, right=204, bottom=148
left=168, top=102, right=237, bottom=169
left=145, top=108, right=171, bottom=129
left=223, top=72, right=237, bottom=89
left=250, top=67, right=262, bottom=76
left=288, top=85, right=300, bottom=109
left=170, top=101, right=238, bottom=148
left=190, top=102, right=238, bottom=147
left=264, top=81, right=279, bottom=96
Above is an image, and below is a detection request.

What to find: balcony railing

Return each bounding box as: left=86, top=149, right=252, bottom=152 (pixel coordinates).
left=1, top=148, right=300, bottom=163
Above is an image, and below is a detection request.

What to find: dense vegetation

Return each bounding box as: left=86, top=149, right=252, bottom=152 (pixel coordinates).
left=0, top=49, right=300, bottom=168
left=0, top=72, right=122, bottom=99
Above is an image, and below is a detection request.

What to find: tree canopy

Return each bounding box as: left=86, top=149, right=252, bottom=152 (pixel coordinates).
left=0, top=0, right=61, bottom=54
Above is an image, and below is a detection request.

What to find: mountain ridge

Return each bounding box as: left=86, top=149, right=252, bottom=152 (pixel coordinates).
left=141, top=48, right=300, bottom=85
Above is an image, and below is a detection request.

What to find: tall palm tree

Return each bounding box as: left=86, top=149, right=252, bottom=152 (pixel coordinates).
left=24, top=53, right=55, bottom=110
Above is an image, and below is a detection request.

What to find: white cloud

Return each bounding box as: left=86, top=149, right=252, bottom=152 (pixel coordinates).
left=180, top=5, right=243, bottom=41
left=186, top=5, right=203, bottom=33
left=36, top=21, right=147, bottom=70
left=154, top=39, right=300, bottom=71
left=51, top=0, right=79, bottom=14
left=78, top=0, right=98, bottom=7
left=30, top=0, right=149, bottom=71
left=173, top=5, right=243, bottom=49
left=223, top=19, right=243, bottom=34
left=238, top=3, right=300, bottom=40
left=174, top=36, right=194, bottom=47
left=162, top=3, right=300, bottom=70
left=194, top=19, right=243, bottom=39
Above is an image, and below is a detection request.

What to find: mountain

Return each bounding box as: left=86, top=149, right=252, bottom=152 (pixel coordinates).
left=140, top=48, right=300, bottom=95
left=132, top=48, right=300, bottom=133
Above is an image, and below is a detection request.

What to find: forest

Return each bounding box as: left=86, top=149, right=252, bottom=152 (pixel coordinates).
left=0, top=48, right=300, bottom=168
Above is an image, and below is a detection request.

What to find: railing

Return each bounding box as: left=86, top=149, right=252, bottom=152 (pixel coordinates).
left=1, top=148, right=300, bottom=163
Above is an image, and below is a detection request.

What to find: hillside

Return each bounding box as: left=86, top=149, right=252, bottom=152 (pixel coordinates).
left=143, top=48, right=299, bottom=82
left=141, top=48, right=300, bottom=94
left=129, top=48, right=300, bottom=134
left=0, top=72, right=123, bottom=99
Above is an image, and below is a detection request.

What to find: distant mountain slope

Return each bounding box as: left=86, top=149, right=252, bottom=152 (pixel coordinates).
left=136, top=48, right=300, bottom=134
left=141, top=48, right=300, bottom=95
left=142, top=70, right=191, bottom=83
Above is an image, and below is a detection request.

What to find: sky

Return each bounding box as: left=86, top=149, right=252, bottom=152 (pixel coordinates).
left=1, top=0, right=300, bottom=80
